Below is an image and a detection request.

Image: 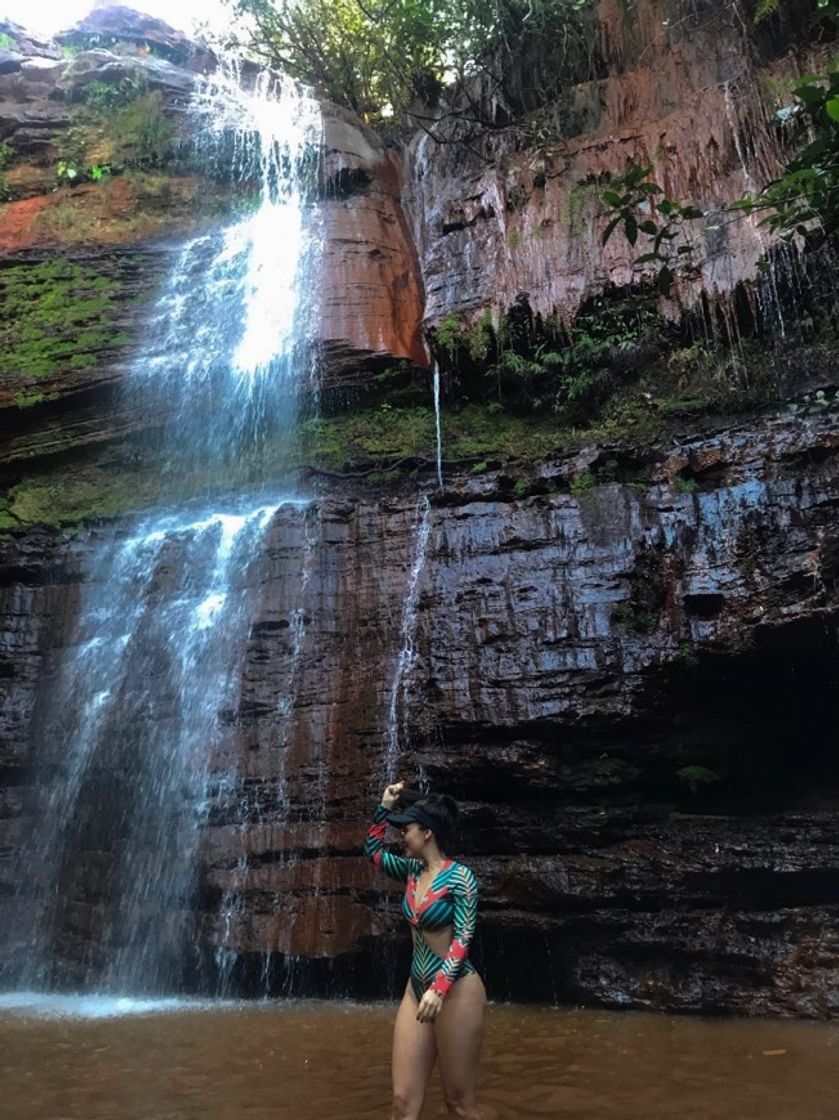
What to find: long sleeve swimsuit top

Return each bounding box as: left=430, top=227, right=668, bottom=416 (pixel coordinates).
left=364, top=802, right=478, bottom=1001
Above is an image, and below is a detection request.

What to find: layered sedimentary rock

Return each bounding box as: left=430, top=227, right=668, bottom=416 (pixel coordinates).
left=2, top=3, right=839, bottom=1018
left=0, top=16, right=426, bottom=465
left=2, top=402, right=838, bottom=1014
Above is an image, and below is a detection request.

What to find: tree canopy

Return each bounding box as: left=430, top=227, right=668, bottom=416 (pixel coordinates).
left=223, top=0, right=594, bottom=124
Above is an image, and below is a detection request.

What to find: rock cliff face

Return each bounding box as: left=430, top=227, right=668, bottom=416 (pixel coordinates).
left=198, top=403, right=839, bottom=1019
left=407, top=0, right=829, bottom=334
left=1, top=4, right=839, bottom=1018
left=0, top=12, right=426, bottom=462
left=3, top=402, right=839, bottom=1015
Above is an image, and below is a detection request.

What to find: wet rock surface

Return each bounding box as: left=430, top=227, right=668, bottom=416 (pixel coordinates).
left=406, top=0, right=825, bottom=331
left=1, top=4, right=839, bottom=1018
left=0, top=10, right=427, bottom=466
left=2, top=405, right=838, bottom=1014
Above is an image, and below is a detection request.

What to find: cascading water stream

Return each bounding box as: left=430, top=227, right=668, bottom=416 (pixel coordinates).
left=1, top=61, right=324, bottom=996
left=383, top=496, right=433, bottom=783
left=433, top=364, right=444, bottom=490
left=212, top=501, right=321, bottom=995
left=137, top=62, right=323, bottom=482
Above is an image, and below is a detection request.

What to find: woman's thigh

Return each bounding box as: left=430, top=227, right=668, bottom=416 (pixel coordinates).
left=434, top=973, right=487, bottom=1113
left=392, top=979, right=438, bottom=1114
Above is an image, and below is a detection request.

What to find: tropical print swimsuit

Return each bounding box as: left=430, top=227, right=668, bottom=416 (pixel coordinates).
left=364, top=803, right=479, bottom=1001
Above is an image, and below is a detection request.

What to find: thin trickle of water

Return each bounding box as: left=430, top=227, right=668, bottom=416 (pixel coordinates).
left=383, top=496, right=432, bottom=782
left=279, top=507, right=318, bottom=730
left=211, top=502, right=321, bottom=991
left=433, top=364, right=443, bottom=489
left=215, top=851, right=250, bottom=995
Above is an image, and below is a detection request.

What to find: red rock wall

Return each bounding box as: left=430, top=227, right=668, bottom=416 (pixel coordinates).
left=406, top=0, right=832, bottom=332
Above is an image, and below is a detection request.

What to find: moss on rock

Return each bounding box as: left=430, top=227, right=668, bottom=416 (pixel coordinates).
left=0, top=258, right=128, bottom=381
left=6, top=469, right=150, bottom=525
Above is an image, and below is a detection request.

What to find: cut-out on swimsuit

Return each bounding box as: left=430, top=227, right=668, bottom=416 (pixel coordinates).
left=364, top=803, right=478, bottom=1001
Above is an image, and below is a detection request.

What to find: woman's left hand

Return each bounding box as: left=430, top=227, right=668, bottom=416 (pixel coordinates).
left=416, top=989, right=443, bottom=1023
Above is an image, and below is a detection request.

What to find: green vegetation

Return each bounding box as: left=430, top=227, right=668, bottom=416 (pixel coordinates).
left=787, top=387, right=839, bottom=414
left=601, top=3, right=839, bottom=286
left=294, top=369, right=763, bottom=477
left=13, top=391, right=46, bottom=409
left=599, top=165, right=705, bottom=297
left=0, top=139, right=15, bottom=201
left=0, top=402, right=589, bottom=527
left=224, top=0, right=598, bottom=124
left=115, top=90, right=175, bottom=168
left=4, top=469, right=155, bottom=526
left=2, top=343, right=831, bottom=527
left=613, top=603, right=657, bottom=635
left=752, top=0, right=839, bottom=24
left=676, top=765, right=721, bottom=794
left=676, top=641, right=699, bottom=666
left=295, top=401, right=568, bottom=468
left=302, top=397, right=649, bottom=476
left=0, top=259, right=128, bottom=380
left=570, top=470, right=596, bottom=496
left=55, top=85, right=174, bottom=175
left=0, top=32, right=14, bottom=50
left=81, top=74, right=147, bottom=110
left=432, top=294, right=662, bottom=420
left=435, top=309, right=495, bottom=363
left=589, top=755, right=621, bottom=783
left=674, top=476, right=698, bottom=495
left=281, top=308, right=835, bottom=487
left=733, top=66, right=839, bottom=249
left=56, top=159, right=112, bottom=185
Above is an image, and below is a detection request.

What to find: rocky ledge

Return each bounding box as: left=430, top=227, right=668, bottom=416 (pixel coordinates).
left=2, top=400, right=838, bottom=1015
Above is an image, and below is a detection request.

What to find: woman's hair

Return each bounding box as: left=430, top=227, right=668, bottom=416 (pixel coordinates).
left=415, top=793, right=459, bottom=853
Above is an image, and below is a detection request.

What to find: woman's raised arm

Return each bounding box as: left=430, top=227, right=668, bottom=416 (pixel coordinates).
left=363, top=781, right=417, bottom=884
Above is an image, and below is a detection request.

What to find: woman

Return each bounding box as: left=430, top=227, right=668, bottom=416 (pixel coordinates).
left=364, top=779, right=487, bottom=1120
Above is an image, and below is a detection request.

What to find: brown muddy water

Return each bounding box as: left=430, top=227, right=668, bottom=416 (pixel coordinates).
left=1, top=994, right=837, bottom=1119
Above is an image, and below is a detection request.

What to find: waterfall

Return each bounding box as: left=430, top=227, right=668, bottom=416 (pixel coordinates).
left=212, top=501, right=321, bottom=994
left=2, top=61, right=323, bottom=996
left=136, top=62, right=323, bottom=483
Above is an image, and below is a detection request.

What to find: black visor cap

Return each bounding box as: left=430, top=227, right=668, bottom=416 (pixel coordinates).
left=385, top=804, right=440, bottom=832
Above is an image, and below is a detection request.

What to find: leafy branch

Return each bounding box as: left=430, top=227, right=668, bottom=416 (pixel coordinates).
left=600, top=60, right=839, bottom=292
left=600, top=165, right=704, bottom=296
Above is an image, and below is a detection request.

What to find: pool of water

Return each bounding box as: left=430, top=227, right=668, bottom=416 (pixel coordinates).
left=1, top=994, right=837, bottom=1119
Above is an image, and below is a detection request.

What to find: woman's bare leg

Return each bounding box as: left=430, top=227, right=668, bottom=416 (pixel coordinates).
left=392, top=979, right=438, bottom=1120
left=435, top=973, right=487, bottom=1118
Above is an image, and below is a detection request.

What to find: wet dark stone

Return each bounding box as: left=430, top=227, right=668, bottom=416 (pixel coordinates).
left=1, top=405, right=839, bottom=1014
